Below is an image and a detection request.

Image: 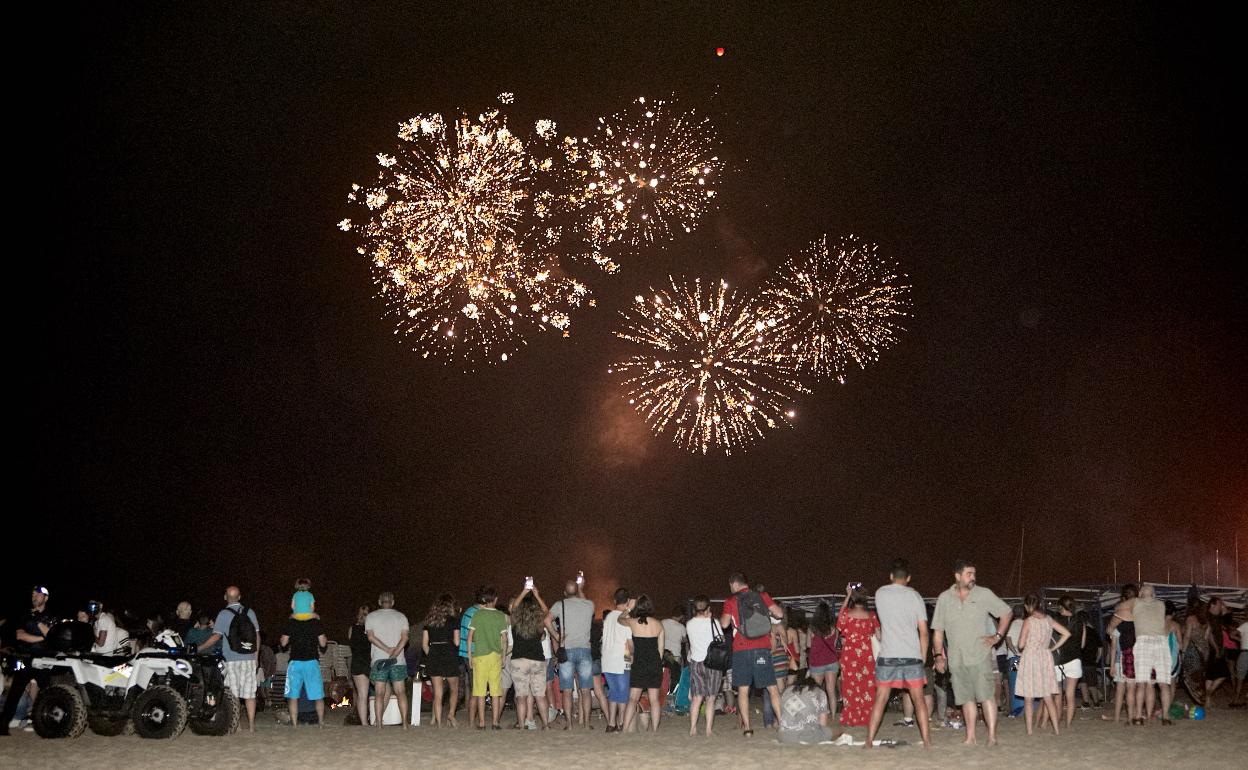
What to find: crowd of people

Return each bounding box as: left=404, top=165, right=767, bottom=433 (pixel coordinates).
left=2, top=561, right=1245, bottom=747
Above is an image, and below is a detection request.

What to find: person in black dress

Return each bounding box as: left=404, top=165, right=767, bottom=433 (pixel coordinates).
left=348, top=606, right=372, bottom=726
left=422, top=594, right=462, bottom=727
left=617, top=594, right=665, bottom=733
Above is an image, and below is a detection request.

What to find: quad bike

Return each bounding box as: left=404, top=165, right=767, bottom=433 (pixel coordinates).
left=28, top=623, right=239, bottom=739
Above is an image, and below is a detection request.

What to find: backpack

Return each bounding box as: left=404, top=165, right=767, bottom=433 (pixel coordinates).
left=738, top=591, right=772, bottom=639
left=227, top=605, right=258, bottom=654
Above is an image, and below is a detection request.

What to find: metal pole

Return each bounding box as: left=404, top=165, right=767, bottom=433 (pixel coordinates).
left=1019, top=524, right=1025, bottom=596
left=1215, top=549, right=1220, bottom=585
left=1137, top=560, right=1141, bottom=583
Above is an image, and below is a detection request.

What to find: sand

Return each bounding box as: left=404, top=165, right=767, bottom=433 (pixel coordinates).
left=3, top=702, right=1245, bottom=769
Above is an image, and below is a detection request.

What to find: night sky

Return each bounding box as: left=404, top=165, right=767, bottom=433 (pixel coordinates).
left=20, top=3, right=1245, bottom=631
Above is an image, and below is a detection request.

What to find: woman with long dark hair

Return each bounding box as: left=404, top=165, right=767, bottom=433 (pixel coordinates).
left=422, top=594, right=461, bottom=727
left=347, top=605, right=372, bottom=727
left=808, top=601, right=840, bottom=727
left=1053, top=595, right=1086, bottom=728
left=778, top=676, right=833, bottom=745
left=617, top=594, right=665, bottom=732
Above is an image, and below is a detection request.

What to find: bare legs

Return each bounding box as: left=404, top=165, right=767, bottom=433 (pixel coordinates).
left=963, top=697, right=999, bottom=745
left=352, top=673, right=370, bottom=726
left=287, top=696, right=324, bottom=727
left=813, top=670, right=839, bottom=729
left=430, top=676, right=458, bottom=727
left=867, top=684, right=931, bottom=748
left=1062, top=675, right=1078, bottom=727
left=623, top=687, right=661, bottom=732
left=736, top=686, right=753, bottom=732
left=689, top=694, right=715, bottom=735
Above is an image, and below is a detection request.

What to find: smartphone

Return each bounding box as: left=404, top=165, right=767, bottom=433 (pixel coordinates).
left=525, top=576, right=534, bottom=590
left=850, top=582, right=863, bottom=591
left=576, top=571, right=584, bottom=585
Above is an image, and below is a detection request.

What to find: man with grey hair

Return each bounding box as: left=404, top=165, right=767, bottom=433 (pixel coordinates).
left=365, top=592, right=410, bottom=728
left=1130, top=584, right=1172, bottom=724
left=199, top=586, right=260, bottom=732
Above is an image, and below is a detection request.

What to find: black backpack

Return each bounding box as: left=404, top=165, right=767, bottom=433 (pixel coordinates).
left=738, top=591, right=772, bottom=639
left=227, top=605, right=258, bottom=654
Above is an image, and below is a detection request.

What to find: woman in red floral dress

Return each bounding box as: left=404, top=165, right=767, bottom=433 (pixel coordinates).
left=835, top=584, right=880, bottom=727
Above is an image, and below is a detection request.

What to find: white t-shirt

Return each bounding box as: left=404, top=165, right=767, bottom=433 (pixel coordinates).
left=364, top=608, right=410, bottom=664
left=601, top=609, right=633, bottom=674
left=686, top=616, right=717, bottom=663
left=661, top=619, right=686, bottom=659
left=92, top=612, right=119, bottom=654
left=1238, top=622, right=1248, bottom=648
left=874, top=583, right=927, bottom=660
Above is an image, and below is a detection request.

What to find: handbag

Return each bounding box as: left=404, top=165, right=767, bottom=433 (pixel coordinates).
left=555, top=601, right=569, bottom=664
left=704, top=618, right=732, bottom=672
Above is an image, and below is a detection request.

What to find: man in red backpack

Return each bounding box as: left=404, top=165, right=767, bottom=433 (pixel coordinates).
left=719, top=573, right=783, bottom=736
left=199, top=585, right=261, bottom=732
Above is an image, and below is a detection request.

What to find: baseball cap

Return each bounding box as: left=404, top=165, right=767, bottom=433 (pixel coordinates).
left=33, top=585, right=50, bottom=597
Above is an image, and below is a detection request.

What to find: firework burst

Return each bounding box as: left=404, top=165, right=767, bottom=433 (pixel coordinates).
left=759, top=234, right=911, bottom=382
left=609, top=278, right=808, bottom=455
left=341, top=103, right=589, bottom=365
left=562, top=97, right=722, bottom=262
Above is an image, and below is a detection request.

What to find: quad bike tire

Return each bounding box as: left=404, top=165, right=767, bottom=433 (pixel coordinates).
left=188, top=689, right=240, bottom=736
left=131, top=685, right=188, bottom=739
left=32, top=684, right=88, bottom=739
left=88, top=714, right=130, bottom=736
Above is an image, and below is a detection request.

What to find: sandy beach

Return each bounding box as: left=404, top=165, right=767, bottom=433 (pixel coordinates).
left=4, top=702, right=1245, bottom=769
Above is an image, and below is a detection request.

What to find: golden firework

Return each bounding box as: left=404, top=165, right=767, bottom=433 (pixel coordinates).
left=759, top=234, right=911, bottom=382
left=342, top=103, right=589, bottom=365
left=610, top=278, right=807, bottom=455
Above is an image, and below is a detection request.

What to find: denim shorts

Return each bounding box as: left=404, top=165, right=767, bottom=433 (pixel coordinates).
left=731, top=648, right=777, bottom=689
left=604, top=671, right=631, bottom=703
left=559, top=647, right=594, bottom=690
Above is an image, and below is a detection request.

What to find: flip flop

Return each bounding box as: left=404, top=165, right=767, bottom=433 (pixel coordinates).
left=743, top=729, right=754, bottom=737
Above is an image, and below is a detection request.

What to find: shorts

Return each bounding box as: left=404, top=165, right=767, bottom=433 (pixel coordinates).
left=546, top=657, right=559, bottom=683
left=510, top=658, right=546, bottom=698
left=604, top=671, right=630, bottom=704
left=949, top=659, right=995, bottom=705
left=1055, top=658, right=1083, bottom=682
left=876, top=657, right=926, bottom=689
left=223, top=659, right=258, bottom=699
left=731, top=648, right=777, bottom=690
left=284, top=659, right=325, bottom=700
left=369, top=659, right=409, bottom=683
left=470, top=652, right=503, bottom=697
left=558, top=647, right=594, bottom=691
left=1238, top=650, right=1248, bottom=679
left=350, top=655, right=370, bottom=678
left=809, top=662, right=839, bottom=677
left=1132, top=636, right=1171, bottom=684
left=689, top=660, right=724, bottom=698
left=996, top=654, right=1009, bottom=676
left=1120, top=648, right=1135, bottom=680
left=592, top=658, right=602, bottom=677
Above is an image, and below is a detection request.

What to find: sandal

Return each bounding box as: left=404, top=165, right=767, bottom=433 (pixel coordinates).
left=1161, top=719, right=1173, bottom=726
left=743, top=729, right=754, bottom=737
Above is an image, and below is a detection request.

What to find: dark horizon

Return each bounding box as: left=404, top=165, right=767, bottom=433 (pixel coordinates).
left=17, top=3, right=1246, bottom=632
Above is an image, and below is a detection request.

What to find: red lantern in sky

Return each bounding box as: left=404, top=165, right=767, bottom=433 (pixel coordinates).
left=715, top=47, right=725, bottom=57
